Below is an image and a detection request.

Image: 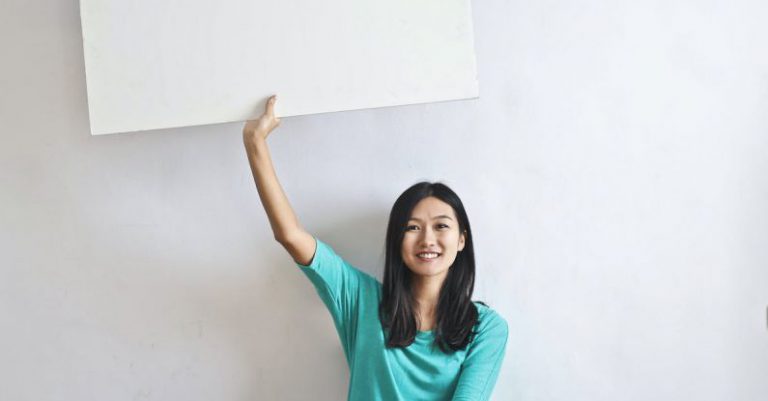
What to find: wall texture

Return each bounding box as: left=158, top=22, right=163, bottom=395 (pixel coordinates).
left=1, top=1, right=767, bottom=400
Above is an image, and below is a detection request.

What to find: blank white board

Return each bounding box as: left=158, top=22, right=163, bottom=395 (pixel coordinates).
left=79, top=0, right=478, bottom=135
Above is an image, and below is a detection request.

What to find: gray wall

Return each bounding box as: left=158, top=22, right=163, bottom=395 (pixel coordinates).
left=2, top=1, right=767, bottom=400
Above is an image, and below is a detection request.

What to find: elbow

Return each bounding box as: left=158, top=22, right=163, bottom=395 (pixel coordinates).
left=274, top=226, right=304, bottom=245
left=274, top=233, right=287, bottom=245
left=274, top=230, right=295, bottom=245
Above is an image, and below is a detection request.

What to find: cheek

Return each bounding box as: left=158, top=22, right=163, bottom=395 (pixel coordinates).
left=400, top=244, right=412, bottom=262
left=401, top=236, right=416, bottom=252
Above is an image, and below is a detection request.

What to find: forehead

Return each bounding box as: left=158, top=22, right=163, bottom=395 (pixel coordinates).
left=408, top=197, right=456, bottom=221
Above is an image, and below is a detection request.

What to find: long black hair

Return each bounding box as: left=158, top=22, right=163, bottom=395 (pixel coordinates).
left=378, top=181, right=485, bottom=353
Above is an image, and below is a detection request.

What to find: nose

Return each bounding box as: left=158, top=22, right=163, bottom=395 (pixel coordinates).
left=419, top=226, right=437, bottom=247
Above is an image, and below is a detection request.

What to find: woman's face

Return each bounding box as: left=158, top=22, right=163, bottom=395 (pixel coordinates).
left=401, top=196, right=466, bottom=277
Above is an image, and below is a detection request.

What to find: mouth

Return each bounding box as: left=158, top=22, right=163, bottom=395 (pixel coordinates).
left=416, top=252, right=441, bottom=262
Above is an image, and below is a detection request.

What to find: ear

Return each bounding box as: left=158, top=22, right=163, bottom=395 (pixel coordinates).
left=458, top=230, right=466, bottom=252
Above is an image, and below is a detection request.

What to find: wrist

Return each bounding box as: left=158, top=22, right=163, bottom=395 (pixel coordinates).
left=244, top=136, right=267, bottom=151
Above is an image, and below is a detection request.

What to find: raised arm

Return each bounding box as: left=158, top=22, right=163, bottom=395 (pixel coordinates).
left=243, top=95, right=317, bottom=266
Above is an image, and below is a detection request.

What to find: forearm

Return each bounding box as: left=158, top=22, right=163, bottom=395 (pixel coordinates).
left=244, top=138, right=302, bottom=242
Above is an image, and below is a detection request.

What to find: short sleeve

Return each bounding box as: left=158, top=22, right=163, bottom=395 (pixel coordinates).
left=451, top=309, right=509, bottom=401
left=295, top=237, right=370, bottom=361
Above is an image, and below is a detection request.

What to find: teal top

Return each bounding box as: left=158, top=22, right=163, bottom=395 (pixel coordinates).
left=295, top=237, right=508, bottom=401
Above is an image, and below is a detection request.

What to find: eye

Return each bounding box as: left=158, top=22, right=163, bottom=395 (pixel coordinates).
left=406, top=224, right=449, bottom=231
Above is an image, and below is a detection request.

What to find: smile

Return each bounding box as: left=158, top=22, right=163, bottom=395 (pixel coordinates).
left=416, top=252, right=441, bottom=261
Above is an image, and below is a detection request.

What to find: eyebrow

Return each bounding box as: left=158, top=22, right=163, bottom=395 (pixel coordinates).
left=408, top=215, right=453, bottom=222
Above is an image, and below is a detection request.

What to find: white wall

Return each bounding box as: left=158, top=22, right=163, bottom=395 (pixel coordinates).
left=1, top=1, right=767, bottom=400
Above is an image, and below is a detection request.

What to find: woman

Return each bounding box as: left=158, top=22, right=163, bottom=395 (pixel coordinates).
left=243, top=95, right=508, bottom=401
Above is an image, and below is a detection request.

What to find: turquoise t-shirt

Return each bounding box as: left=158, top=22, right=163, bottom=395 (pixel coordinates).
left=295, top=237, right=508, bottom=401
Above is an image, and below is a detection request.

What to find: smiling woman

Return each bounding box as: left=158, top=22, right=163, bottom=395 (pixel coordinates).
left=243, top=96, right=508, bottom=401
left=384, top=183, right=475, bottom=351
left=400, top=196, right=467, bottom=329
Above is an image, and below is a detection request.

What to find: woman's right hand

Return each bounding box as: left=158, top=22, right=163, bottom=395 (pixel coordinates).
left=243, top=95, right=281, bottom=147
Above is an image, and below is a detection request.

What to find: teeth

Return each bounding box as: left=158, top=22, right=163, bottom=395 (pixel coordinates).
left=417, top=253, right=439, bottom=259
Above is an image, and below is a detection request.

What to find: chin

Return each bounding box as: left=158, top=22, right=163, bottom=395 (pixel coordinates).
left=408, top=263, right=448, bottom=277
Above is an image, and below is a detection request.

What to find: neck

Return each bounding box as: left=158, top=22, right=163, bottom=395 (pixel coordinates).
left=411, top=272, right=446, bottom=315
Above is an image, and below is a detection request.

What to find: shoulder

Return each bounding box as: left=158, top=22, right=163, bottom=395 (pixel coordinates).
left=472, top=301, right=509, bottom=339
left=300, top=237, right=381, bottom=288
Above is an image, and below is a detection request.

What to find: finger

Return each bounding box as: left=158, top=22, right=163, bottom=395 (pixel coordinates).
left=266, top=95, right=277, bottom=115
